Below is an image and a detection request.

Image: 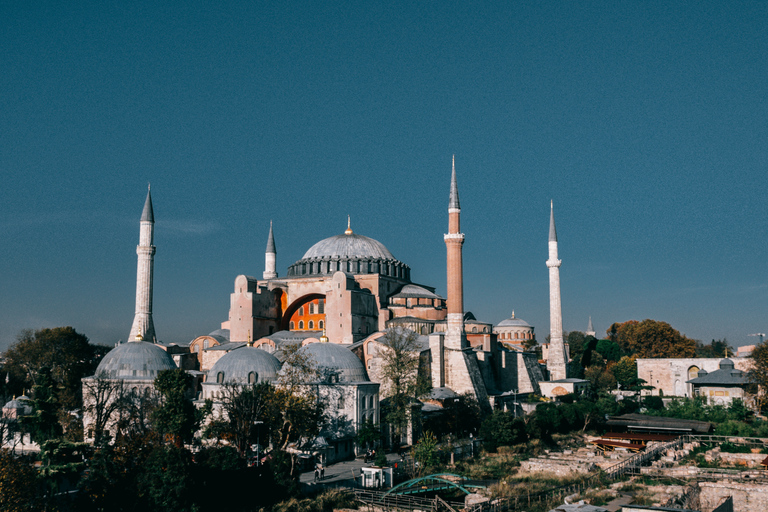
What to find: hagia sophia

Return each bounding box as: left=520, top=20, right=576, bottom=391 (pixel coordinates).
left=82, top=158, right=575, bottom=453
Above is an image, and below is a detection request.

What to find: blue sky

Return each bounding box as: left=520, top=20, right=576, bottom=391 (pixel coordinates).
left=1, top=2, right=766, bottom=351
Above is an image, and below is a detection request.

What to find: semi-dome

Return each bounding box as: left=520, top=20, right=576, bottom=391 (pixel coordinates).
left=95, top=341, right=177, bottom=379
left=208, top=346, right=282, bottom=384
left=302, top=233, right=395, bottom=261
left=295, top=342, right=368, bottom=382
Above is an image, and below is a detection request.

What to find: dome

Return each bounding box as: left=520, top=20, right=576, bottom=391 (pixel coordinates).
left=302, top=233, right=395, bottom=260
left=497, top=312, right=532, bottom=328
left=391, top=284, right=442, bottom=299
left=296, top=342, right=368, bottom=382
left=95, top=341, right=177, bottom=379
left=208, top=347, right=282, bottom=384
left=719, top=358, right=735, bottom=370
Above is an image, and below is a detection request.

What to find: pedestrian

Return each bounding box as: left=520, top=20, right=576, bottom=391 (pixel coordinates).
left=314, top=467, right=319, bottom=482
left=320, top=464, right=325, bottom=480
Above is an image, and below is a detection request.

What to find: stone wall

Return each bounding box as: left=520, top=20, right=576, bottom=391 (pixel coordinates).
left=636, top=357, right=751, bottom=398
left=699, top=481, right=768, bottom=512
left=519, top=457, right=598, bottom=477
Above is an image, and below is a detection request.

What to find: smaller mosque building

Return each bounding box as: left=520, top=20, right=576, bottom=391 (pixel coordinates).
left=637, top=357, right=752, bottom=398
left=687, top=358, right=751, bottom=406
left=494, top=311, right=535, bottom=349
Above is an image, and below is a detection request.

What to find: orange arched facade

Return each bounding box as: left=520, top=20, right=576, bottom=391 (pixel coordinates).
left=287, top=297, right=326, bottom=331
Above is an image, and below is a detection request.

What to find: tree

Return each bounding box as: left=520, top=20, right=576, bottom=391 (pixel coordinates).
left=356, top=419, right=382, bottom=450
left=0, top=449, right=39, bottom=512
left=21, top=367, right=63, bottom=444
left=749, top=340, right=768, bottom=411
left=696, top=338, right=734, bottom=358
left=152, top=369, right=205, bottom=447
left=595, top=339, right=623, bottom=362
left=81, top=372, right=127, bottom=445
left=478, top=411, right=527, bottom=451
left=611, top=356, right=640, bottom=389
left=608, top=319, right=697, bottom=358
left=412, top=431, right=439, bottom=476
left=206, top=382, right=281, bottom=458
left=4, top=327, right=109, bottom=410
left=378, top=328, right=422, bottom=445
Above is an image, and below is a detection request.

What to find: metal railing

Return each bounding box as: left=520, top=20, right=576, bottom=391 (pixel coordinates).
left=352, top=489, right=463, bottom=511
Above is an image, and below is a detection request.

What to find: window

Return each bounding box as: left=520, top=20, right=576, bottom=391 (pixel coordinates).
left=248, top=372, right=257, bottom=384
left=204, top=340, right=210, bottom=349
left=309, top=320, right=314, bottom=329
left=299, top=321, right=304, bottom=330
left=217, top=372, right=224, bottom=384
left=319, top=320, right=324, bottom=329
left=309, top=302, right=315, bottom=314
left=472, top=327, right=477, bottom=333
left=290, top=321, right=295, bottom=330
left=299, top=306, right=304, bottom=316
left=318, top=298, right=325, bottom=313
left=193, top=345, right=199, bottom=353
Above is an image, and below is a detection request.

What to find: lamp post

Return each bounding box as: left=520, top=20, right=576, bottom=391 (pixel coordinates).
left=253, top=420, right=264, bottom=466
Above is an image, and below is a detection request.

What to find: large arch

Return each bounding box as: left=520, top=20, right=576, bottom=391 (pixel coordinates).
left=280, top=293, right=326, bottom=331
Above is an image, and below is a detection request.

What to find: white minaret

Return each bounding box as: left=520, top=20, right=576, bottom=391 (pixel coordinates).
left=586, top=316, right=596, bottom=338
left=546, top=200, right=568, bottom=380
left=263, top=220, right=277, bottom=280
left=128, top=187, right=157, bottom=343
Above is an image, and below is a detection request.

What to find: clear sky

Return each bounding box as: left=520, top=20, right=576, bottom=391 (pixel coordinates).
left=2, top=2, right=766, bottom=352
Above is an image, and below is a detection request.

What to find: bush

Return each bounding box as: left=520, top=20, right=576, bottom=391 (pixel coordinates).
left=719, top=442, right=752, bottom=454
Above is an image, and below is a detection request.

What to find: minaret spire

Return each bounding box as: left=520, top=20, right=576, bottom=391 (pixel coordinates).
left=546, top=201, right=567, bottom=380
left=263, top=221, right=278, bottom=280
left=586, top=316, right=596, bottom=338
left=449, top=155, right=460, bottom=210
left=129, top=188, right=157, bottom=343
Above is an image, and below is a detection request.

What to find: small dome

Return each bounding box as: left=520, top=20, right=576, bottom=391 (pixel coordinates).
left=2, top=397, right=32, bottom=415
left=497, top=312, right=532, bottom=328
left=95, top=341, right=177, bottom=379
left=719, top=358, right=735, bottom=370
left=295, top=343, right=368, bottom=382
left=697, top=369, right=709, bottom=378
left=208, top=347, right=282, bottom=384
left=302, top=233, right=395, bottom=261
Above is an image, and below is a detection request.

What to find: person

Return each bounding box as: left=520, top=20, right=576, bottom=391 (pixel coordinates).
left=320, top=464, right=325, bottom=480
left=314, top=467, right=319, bottom=482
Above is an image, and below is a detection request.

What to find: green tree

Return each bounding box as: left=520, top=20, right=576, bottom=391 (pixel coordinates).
left=21, top=367, right=63, bottom=444
left=206, top=382, right=280, bottom=458
left=610, top=356, right=639, bottom=388
left=749, top=340, right=768, bottom=411
left=356, top=419, right=382, bottom=450
left=608, top=319, right=697, bottom=358
left=136, top=445, right=196, bottom=512
left=696, top=338, right=734, bottom=358
left=152, top=369, right=205, bottom=447
left=595, top=339, right=623, bottom=362
left=4, top=327, right=109, bottom=410
left=412, top=431, right=439, bottom=476
left=378, top=328, right=422, bottom=446
left=0, top=449, right=39, bottom=512
left=478, top=411, right=527, bottom=451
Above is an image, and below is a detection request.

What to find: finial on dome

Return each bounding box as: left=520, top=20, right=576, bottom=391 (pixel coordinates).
left=320, top=326, right=329, bottom=343
left=247, top=330, right=252, bottom=347
left=511, top=310, right=515, bottom=319
left=345, top=215, right=353, bottom=235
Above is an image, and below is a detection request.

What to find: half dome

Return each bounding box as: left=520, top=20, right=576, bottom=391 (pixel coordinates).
left=293, top=342, right=368, bottom=382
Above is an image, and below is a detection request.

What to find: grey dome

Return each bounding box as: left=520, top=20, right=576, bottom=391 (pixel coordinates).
left=298, top=342, right=368, bottom=382
left=208, top=347, right=282, bottom=384
left=392, top=284, right=442, bottom=299
left=497, top=314, right=532, bottom=328
left=95, top=341, right=177, bottom=379
left=302, top=233, right=395, bottom=260
left=719, top=358, right=735, bottom=370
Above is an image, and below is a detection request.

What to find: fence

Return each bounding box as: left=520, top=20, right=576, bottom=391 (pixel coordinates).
left=352, top=489, right=463, bottom=512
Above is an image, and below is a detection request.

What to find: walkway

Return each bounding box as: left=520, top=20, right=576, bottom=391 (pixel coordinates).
left=603, top=493, right=633, bottom=512
left=299, top=452, right=404, bottom=489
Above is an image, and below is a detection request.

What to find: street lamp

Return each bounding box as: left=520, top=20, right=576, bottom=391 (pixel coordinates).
left=252, top=420, right=264, bottom=466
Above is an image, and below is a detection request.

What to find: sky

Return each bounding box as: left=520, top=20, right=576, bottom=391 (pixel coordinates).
left=1, top=2, right=767, bottom=352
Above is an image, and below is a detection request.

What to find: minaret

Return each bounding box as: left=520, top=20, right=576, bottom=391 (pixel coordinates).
left=128, top=187, right=157, bottom=343
left=546, top=200, right=567, bottom=380
left=263, top=221, right=277, bottom=280
left=586, top=317, right=596, bottom=338
left=444, top=155, right=466, bottom=350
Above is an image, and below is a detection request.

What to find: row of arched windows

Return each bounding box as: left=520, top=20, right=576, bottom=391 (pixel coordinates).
left=290, top=320, right=325, bottom=330
left=497, top=331, right=533, bottom=340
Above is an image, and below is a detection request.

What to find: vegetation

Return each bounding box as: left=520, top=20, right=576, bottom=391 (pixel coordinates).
left=607, top=319, right=697, bottom=358
left=378, top=328, right=423, bottom=445
left=749, top=340, right=768, bottom=411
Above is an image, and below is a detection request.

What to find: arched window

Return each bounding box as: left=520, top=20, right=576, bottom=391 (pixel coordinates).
left=290, top=321, right=295, bottom=330
left=248, top=372, right=257, bottom=384
left=319, top=320, right=324, bottom=329
left=318, top=299, right=325, bottom=314
left=193, top=345, right=199, bottom=353
left=299, top=306, right=304, bottom=316
left=688, top=366, right=700, bottom=381
left=309, top=320, right=314, bottom=329
left=309, top=302, right=315, bottom=314
left=217, top=372, right=224, bottom=384
left=204, top=340, right=210, bottom=349
left=299, top=321, right=304, bottom=330
left=472, top=326, right=477, bottom=333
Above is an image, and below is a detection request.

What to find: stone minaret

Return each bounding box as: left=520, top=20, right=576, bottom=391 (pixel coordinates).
left=586, top=316, right=596, bottom=338
left=263, top=221, right=277, bottom=280
left=444, top=155, right=466, bottom=351
left=129, top=187, right=157, bottom=343
left=546, top=200, right=567, bottom=380
left=429, top=157, right=488, bottom=406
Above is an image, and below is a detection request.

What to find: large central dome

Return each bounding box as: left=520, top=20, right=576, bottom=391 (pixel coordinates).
left=302, top=233, right=395, bottom=260
left=287, top=227, right=410, bottom=280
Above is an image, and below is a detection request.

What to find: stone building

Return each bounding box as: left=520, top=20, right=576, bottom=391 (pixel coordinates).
left=636, top=357, right=752, bottom=398
left=494, top=311, right=535, bottom=349
left=687, top=358, right=751, bottom=405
